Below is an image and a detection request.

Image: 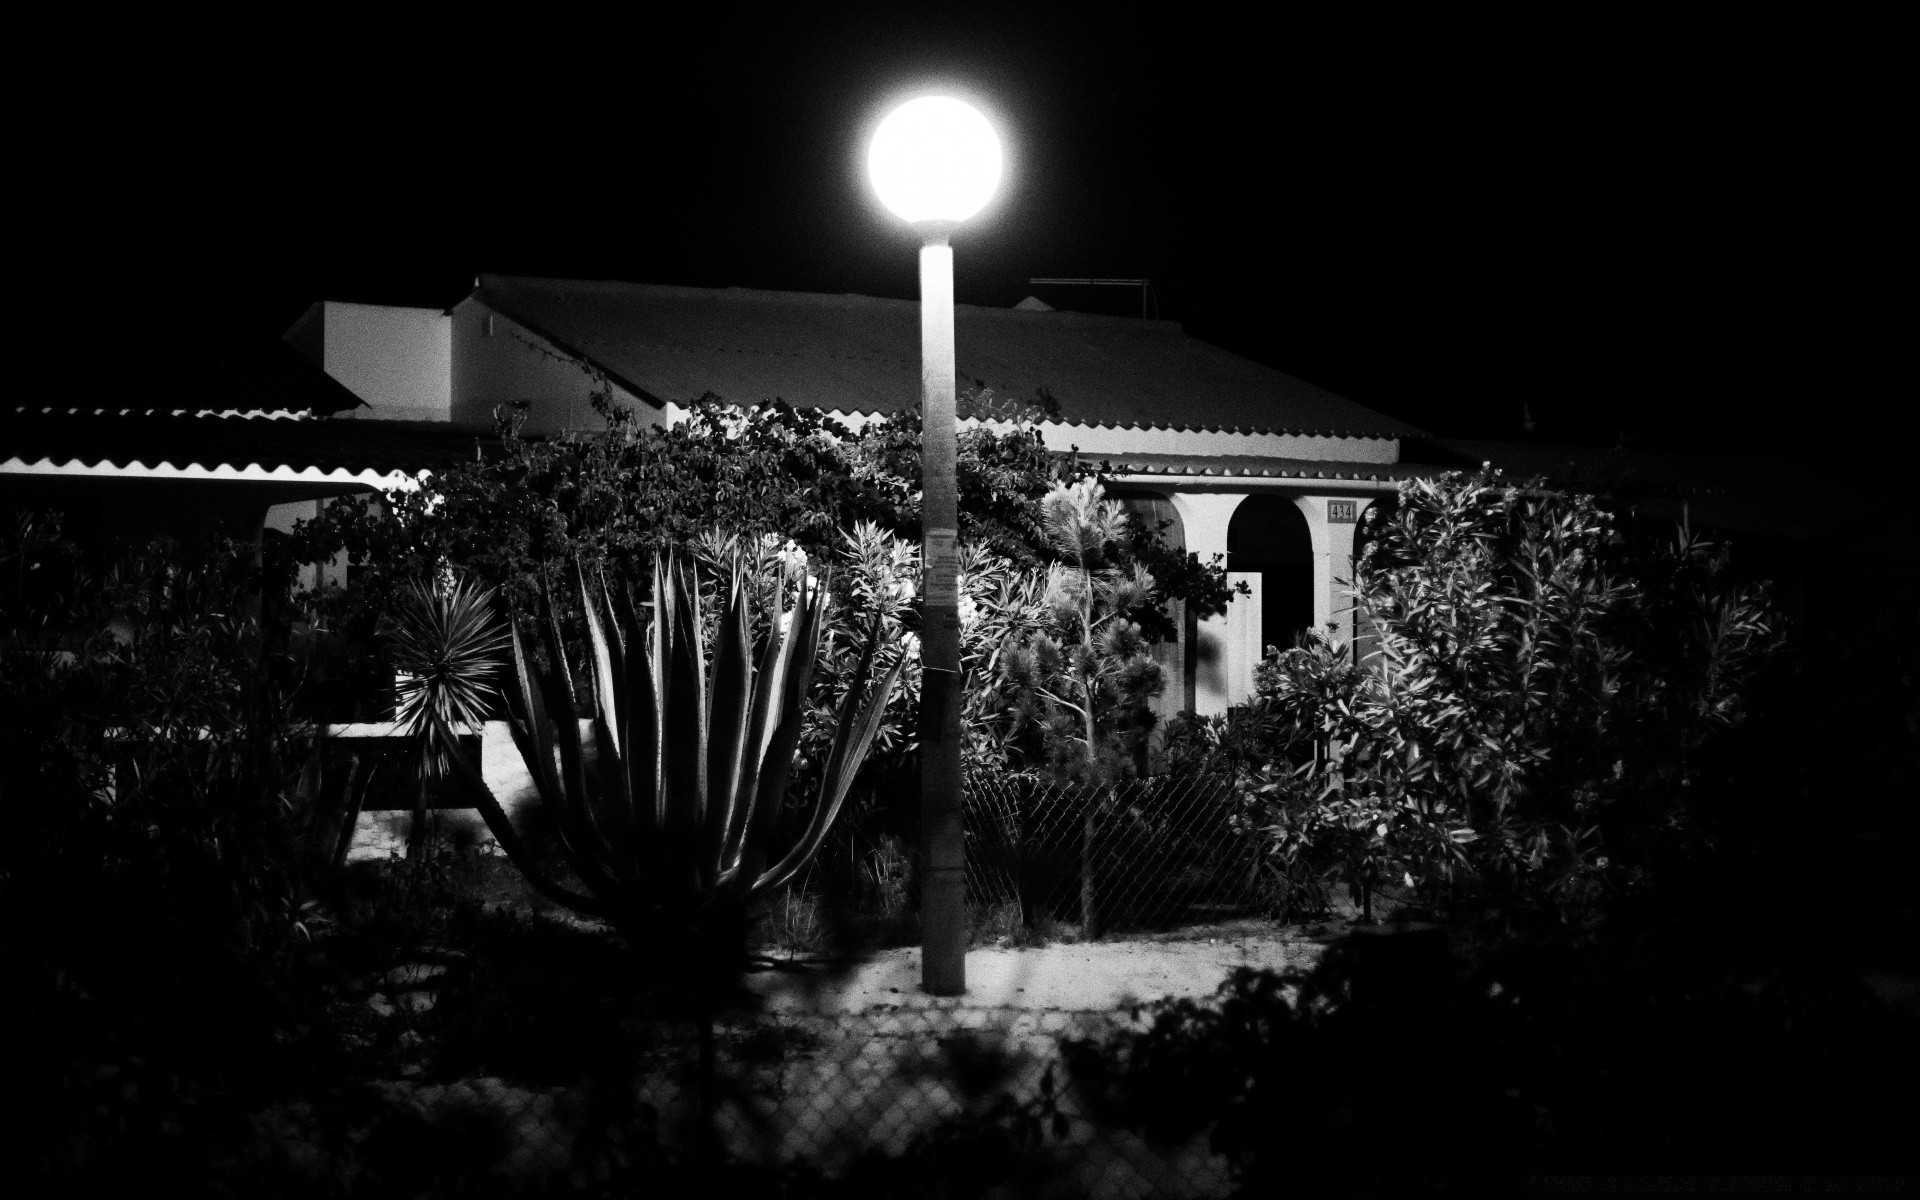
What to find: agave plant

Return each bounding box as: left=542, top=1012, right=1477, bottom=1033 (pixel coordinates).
left=444, top=550, right=903, bottom=947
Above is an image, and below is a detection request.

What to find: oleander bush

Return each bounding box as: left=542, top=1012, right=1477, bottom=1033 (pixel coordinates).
left=1188, top=469, right=1785, bottom=926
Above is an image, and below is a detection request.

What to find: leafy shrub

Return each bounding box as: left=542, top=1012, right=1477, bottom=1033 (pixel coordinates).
left=1219, top=469, right=1783, bottom=925
left=281, top=396, right=1229, bottom=728
left=0, top=514, right=341, bottom=1188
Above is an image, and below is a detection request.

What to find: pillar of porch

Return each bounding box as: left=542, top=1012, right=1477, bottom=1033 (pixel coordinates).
left=1293, top=495, right=1362, bottom=652
left=1167, top=491, right=1249, bottom=716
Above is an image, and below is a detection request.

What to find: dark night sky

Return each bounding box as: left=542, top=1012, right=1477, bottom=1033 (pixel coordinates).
left=31, top=8, right=1908, bottom=458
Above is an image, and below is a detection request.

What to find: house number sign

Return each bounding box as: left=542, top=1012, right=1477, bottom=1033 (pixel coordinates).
left=1327, top=500, right=1358, bottom=523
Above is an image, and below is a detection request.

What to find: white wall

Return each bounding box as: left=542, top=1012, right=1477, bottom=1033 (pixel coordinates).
left=1225, top=571, right=1264, bottom=710
left=264, top=499, right=350, bottom=592
left=283, top=302, right=452, bottom=421
left=450, top=300, right=660, bottom=435
left=1166, top=492, right=1249, bottom=716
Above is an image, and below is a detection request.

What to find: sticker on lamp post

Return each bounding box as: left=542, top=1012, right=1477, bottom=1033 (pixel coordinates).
left=923, top=528, right=960, bottom=606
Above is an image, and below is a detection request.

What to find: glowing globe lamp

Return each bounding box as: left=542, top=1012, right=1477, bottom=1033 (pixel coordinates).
left=865, top=92, right=1006, bottom=997
left=868, top=96, right=1003, bottom=226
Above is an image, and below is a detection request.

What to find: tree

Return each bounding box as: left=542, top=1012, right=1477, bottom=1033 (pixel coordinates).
left=993, top=479, right=1165, bottom=935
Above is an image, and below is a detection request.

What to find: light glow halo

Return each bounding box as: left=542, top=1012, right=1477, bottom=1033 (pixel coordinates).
left=868, top=96, right=1003, bottom=225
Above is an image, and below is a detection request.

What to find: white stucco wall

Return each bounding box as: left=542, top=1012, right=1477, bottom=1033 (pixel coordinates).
left=450, top=300, right=659, bottom=435
left=289, top=302, right=453, bottom=422
left=1124, top=480, right=1402, bottom=715
left=1165, top=492, right=1248, bottom=716
left=343, top=720, right=578, bottom=861
left=265, top=498, right=351, bottom=592
left=1224, top=571, right=1264, bottom=710
left=1294, top=494, right=1363, bottom=651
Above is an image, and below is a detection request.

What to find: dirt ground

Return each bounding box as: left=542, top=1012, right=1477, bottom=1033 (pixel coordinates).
left=745, top=930, right=1327, bottom=1014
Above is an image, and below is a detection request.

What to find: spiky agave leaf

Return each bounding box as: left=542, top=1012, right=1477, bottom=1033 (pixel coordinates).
left=717, top=566, right=830, bottom=892
left=576, top=562, right=639, bottom=886
left=748, top=607, right=905, bottom=902
left=703, top=558, right=754, bottom=885
left=716, top=560, right=807, bottom=885
left=501, top=579, right=627, bottom=904
left=467, top=549, right=901, bottom=946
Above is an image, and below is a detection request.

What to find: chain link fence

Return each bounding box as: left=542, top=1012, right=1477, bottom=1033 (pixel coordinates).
left=749, top=771, right=1271, bottom=957
left=224, top=1001, right=1237, bottom=1197
left=163, top=772, right=1284, bottom=1195
left=964, top=772, right=1268, bottom=941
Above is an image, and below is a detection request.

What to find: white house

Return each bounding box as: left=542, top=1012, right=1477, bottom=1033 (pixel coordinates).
left=282, top=275, right=1435, bottom=717
left=9, top=275, right=1894, bottom=865
left=9, top=274, right=1860, bottom=720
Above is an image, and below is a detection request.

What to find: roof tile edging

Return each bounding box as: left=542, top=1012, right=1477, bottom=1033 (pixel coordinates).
left=817, top=407, right=1403, bottom=443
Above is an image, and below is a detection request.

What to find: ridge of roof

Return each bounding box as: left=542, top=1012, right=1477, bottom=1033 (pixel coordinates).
left=467, top=286, right=669, bottom=410
left=472, top=273, right=1428, bottom=441
left=482, top=274, right=1189, bottom=334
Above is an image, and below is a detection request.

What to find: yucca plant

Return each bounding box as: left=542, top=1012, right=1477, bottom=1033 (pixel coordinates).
left=382, top=574, right=512, bottom=860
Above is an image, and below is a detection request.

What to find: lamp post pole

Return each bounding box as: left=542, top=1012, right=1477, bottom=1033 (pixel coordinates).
left=867, top=93, right=1001, bottom=996
left=916, top=232, right=966, bottom=996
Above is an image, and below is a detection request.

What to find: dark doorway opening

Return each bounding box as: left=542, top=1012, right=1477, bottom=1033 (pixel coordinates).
left=1227, top=496, right=1314, bottom=656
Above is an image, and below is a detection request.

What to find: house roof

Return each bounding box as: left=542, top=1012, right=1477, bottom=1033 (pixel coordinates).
left=474, top=274, right=1426, bottom=441
left=2, top=409, right=494, bottom=482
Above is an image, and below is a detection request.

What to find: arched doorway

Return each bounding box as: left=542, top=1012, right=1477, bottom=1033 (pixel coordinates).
left=1227, top=495, right=1315, bottom=657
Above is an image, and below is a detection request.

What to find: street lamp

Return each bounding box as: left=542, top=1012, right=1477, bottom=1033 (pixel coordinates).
left=869, top=95, right=1002, bottom=996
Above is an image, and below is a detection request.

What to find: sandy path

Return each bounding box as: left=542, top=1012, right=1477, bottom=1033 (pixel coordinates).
left=719, top=936, right=1329, bottom=1192
left=746, top=935, right=1324, bottom=1013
